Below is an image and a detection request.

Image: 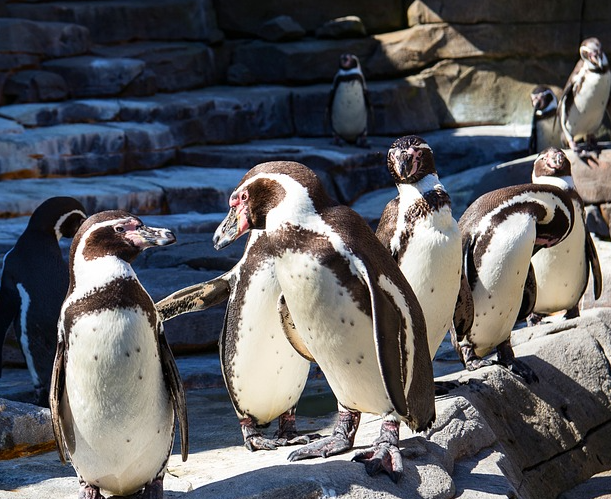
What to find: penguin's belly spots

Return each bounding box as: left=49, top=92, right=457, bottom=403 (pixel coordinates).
left=532, top=218, right=587, bottom=313
left=276, top=252, right=393, bottom=415
left=332, top=82, right=367, bottom=139
left=470, top=220, right=536, bottom=357
left=226, top=266, right=310, bottom=423
left=398, top=213, right=462, bottom=358
left=63, top=309, right=173, bottom=496
left=568, top=73, right=611, bottom=136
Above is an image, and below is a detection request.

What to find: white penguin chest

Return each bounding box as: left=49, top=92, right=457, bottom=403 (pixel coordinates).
left=568, top=70, right=611, bottom=135
left=332, top=81, right=367, bottom=139
left=224, top=264, right=310, bottom=423
left=274, top=251, right=393, bottom=415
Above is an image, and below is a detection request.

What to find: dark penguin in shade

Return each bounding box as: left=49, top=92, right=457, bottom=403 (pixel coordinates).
left=376, top=136, right=462, bottom=362
left=156, top=229, right=313, bottom=451
left=558, top=37, right=611, bottom=154
left=0, top=197, right=86, bottom=407
left=528, top=85, right=562, bottom=155
left=50, top=211, right=188, bottom=499
left=451, top=183, right=575, bottom=383
left=528, top=147, right=602, bottom=325
left=328, top=53, right=371, bottom=147
left=213, top=161, right=435, bottom=482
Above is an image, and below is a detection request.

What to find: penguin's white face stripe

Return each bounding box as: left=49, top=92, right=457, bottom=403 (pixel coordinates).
left=532, top=175, right=574, bottom=190
left=54, top=209, right=87, bottom=241
left=16, top=283, right=40, bottom=387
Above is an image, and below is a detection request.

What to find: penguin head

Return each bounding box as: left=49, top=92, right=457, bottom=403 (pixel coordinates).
left=72, top=210, right=176, bottom=264
left=530, top=86, right=558, bottom=115
left=387, top=135, right=437, bottom=184
left=214, top=161, right=332, bottom=250
left=580, top=37, right=608, bottom=71
left=532, top=147, right=572, bottom=183
left=27, top=197, right=87, bottom=241
left=338, top=53, right=360, bottom=71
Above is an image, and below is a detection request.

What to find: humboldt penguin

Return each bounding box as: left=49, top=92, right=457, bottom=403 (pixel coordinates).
left=558, top=37, right=611, bottom=154
left=376, top=136, right=462, bottom=363
left=0, top=197, right=86, bottom=406
left=528, top=147, right=602, bottom=325
left=155, top=229, right=313, bottom=451
left=213, top=161, right=435, bottom=482
left=50, top=211, right=188, bottom=499
left=451, top=183, right=575, bottom=382
left=528, top=85, right=562, bottom=155
left=328, top=53, right=371, bottom=147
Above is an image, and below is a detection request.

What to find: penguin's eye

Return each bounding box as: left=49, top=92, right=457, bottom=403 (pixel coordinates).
left=115, top=226, right=125, bottom=233
left=240, top=192, right=248, bottom=202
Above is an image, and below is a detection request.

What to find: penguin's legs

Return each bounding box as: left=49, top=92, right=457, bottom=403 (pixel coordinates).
left=240, top=416, right=280, bottom=451
left=352, top=417, right=403, bottom=483
left=526, top=312, right=545, bottom=327
left=240, top=410, right=321, bottom=452
left=78, top=479, right=103, bottom=499
left=496, top=339, right=539, bottom=384
left=275, top=407, right=322, bottom=445
left=287, top=406, right=360, bottom=462
left=564, top=304, right=580, bottom=320
left=459, top=344, right=493, bottom=371
left=140, top=478, right=163, bottom=499
left=355, top=131, right=370, bottom=149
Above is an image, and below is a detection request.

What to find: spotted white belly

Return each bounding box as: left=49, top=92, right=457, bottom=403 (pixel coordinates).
left=566, top=71, right=611, bottom=139
left=62, top=308, right=173, bottom=496
left=226, top=263, right=310, bottom=423
left=275, top=252, right=393, bottom=416
left=469, top=216, right=536, bottom=358
left=398, top=208, right=462, bottom=358
left=532, top=206, right=587, bottom=313
left=332, top=81, right=367, bottom=141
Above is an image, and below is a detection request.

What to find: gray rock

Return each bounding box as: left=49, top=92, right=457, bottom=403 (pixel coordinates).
left=257, top=15, right=306, bottom=42
left=0, top=398, right=55, bottom=460
left=315, top=16, right=367, bottom=39
left=3, top=70, right=68, bottom=103
left=0, top=116, right=24, bottom=135
left=43, top=56, right=147, bottom=98
left=568, top=146, right=611, bottom=204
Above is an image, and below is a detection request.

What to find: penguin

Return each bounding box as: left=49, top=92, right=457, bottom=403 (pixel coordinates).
left=528, top=147, right=602, bottom=325
left=213, top=161, right=435, bottom=482
left=155, top=229, right=313, bottom=451
left=528, top=85, right=562, bottom=155
left=375, top=136, right=462, bottom=364
left=327, top=53, right=371, bottom=148
left=0, top=197, right=86, bottom=407
left=451, top=182, right=575, bottom=382
left=50, top=210, right=188, bottom=499
left=558, top=37, right=611, bottom=155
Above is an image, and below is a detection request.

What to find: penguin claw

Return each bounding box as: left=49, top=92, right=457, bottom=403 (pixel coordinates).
left=287, top=434, right=352, bottom=461
left=285, top=432, right=323, bottom=446
left=78, top=482, right=104, bottom=499
left=352, top=442, right=403, bottom=483
left=244, top=434, right=282, bottom=452
left=465, top=357, right=493, bottom=371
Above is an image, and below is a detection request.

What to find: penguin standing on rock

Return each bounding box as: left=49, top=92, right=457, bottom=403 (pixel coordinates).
left=0, top=197, right=86, bottom=407
left=156, top=229, right=314, bottom=452
left=528, top=85, right=562, bottom=155
left=328, top=53, right=371, bottom=148
left=376, top=136, right=462, bottom=363
left=50, top=211, right=188, bottom=499
left=213, top=161, right=435, bottom=482
left=528, top=147, right=602, bottom=325
left=451, top=183, right=576, bottom=383
left=558, top=37, right=611, bottom=155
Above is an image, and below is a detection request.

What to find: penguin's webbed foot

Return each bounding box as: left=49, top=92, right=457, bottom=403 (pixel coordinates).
left=244, top=434, right=284, bottom=452
left=526, top=312, right=544, bottom=327
left=564, top=305, right=580, bottom=320
left=352, top=420, right=402, bottom=482
left=274, top=407, right=323, bottom=446
left=355, top=134, right=371, bottom=149
left=505, top=358, right=539, bottom=384
left=464, top=357, right=493, bottom=371
left=78, top=481, right=104, bottom=499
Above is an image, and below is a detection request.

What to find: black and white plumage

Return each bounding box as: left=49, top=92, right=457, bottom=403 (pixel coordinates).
left=558, top=37, right=611, bottom=154
left=528, top=147, right=602, bottom=324
left=376, top=136, right=462, bottom=362
left=156, top=229, right=312, bottom=451
left=213, top=161, right=435, bottom=482
left=50, top=211, right=188, bottom=499
left=0, top=197, right=86, bottom=407
left=327, top=53, right=371, bottom=148
left=452, top=183, right=576, bottom=382
left=528, top=85, right=562, bottom=155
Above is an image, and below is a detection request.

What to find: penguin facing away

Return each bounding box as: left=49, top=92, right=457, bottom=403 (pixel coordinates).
left=451, top=183, right=575, bottom=382
left=528, top=147, right=602, bottom=325
left=156, top=229, right=314, bottom=452
left=213, top=161, right=435, bottom=482
left=328, top=53, right=371, bottom=148
left=558, top=37, right=611, bottom=155
left=528, top=85, right=562, bottom=155
left=50, top=210, right=188, bottom=499
left=376, top=136, right=462, bottom=363
left=0, top=197, right=86, bottom=407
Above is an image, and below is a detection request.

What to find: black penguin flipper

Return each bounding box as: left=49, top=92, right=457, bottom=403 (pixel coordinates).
left=155, top=273, right=231, bottom=321
left=0, top=277, right=19, bottom=377
left=277, top=294, right=315, bottom=362
left=49, top=338, right=67, bottom=464
left=517, top=263, right=537, bottom=322
left=585, top=231, right=603, bottom=300
left=452, top=237, right=475, bottom=343
left=158, top=328, right=189, bottom=461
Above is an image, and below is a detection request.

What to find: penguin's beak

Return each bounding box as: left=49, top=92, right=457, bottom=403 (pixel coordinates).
left=213, top=193, right=251, bottom=250
left=136, top=225, right=176, bottom=248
